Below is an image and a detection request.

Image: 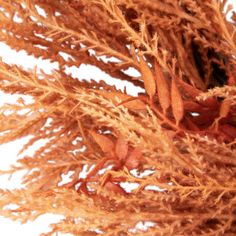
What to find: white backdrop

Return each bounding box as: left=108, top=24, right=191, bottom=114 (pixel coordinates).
left=0, top=1, right=236, bottom=235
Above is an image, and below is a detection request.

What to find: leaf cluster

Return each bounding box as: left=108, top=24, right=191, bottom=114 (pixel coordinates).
left=0, top=0, right=236, bottom=235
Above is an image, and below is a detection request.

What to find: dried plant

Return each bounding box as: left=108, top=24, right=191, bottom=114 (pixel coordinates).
left=0, top=0, right=236, bottom=235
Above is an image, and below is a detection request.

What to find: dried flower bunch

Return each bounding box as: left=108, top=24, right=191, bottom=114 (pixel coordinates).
left=0, top=0, right=236, bottom=235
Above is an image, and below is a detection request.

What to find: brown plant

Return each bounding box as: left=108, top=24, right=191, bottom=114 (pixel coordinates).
left=0, top=0, right=236, bottom=235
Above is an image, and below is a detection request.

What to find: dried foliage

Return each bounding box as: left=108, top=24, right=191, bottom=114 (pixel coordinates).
left=0, top=0, right=236, bottom=235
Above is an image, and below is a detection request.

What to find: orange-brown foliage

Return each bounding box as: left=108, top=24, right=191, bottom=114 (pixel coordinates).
left=0, top=0, right=236, bottom=235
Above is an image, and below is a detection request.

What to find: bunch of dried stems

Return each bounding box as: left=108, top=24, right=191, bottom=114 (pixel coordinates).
left=0, top=0, right=236, bottom=235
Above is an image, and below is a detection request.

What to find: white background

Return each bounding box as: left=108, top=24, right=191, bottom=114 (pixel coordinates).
left=0, top=1, right=236, bottom=235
